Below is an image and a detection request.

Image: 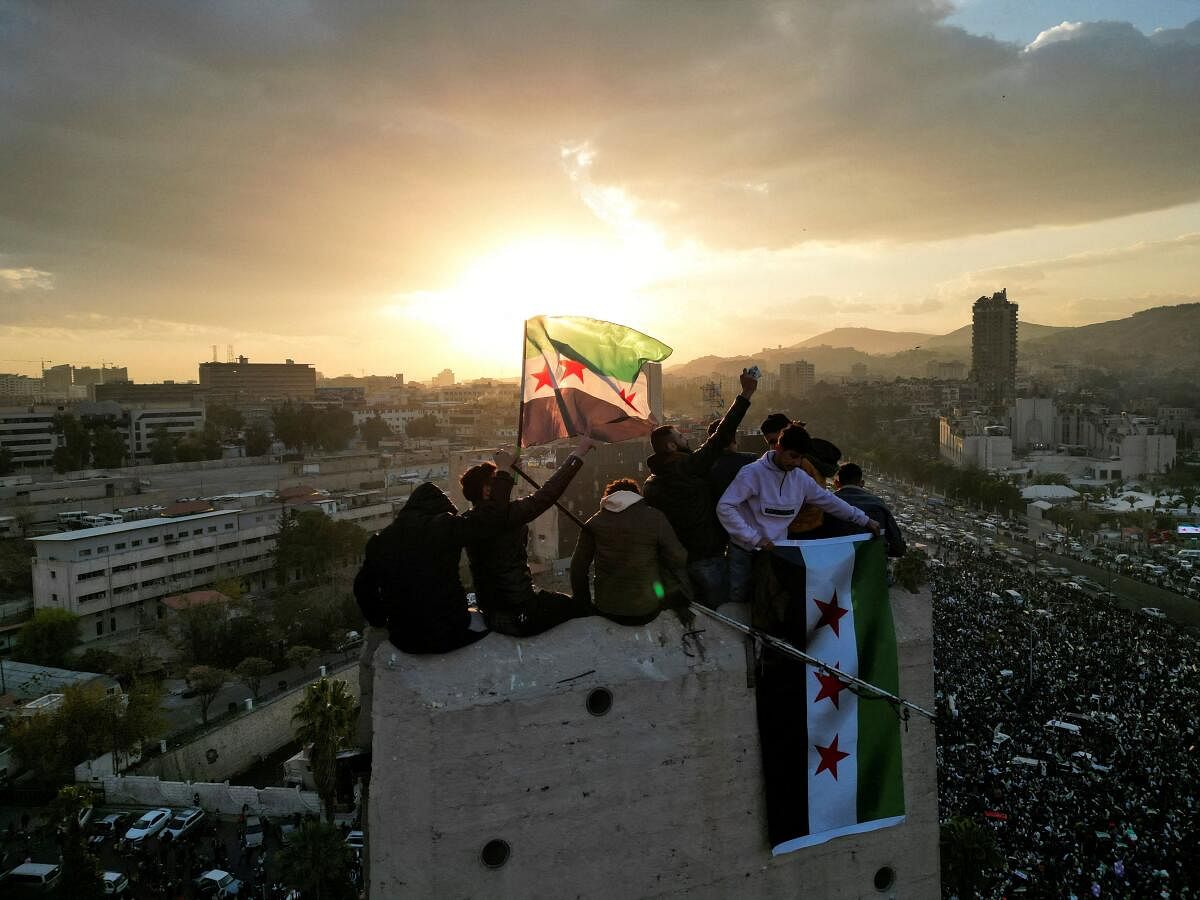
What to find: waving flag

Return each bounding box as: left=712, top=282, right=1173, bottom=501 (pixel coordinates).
left=519, top=315, right=672, bottom=447
left=756, top=534, right=905, bottom=853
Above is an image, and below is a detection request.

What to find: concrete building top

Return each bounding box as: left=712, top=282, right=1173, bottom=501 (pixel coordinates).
left=30, top=509, right=232, bottom=542
left=0, top=660, right=120, bottom=701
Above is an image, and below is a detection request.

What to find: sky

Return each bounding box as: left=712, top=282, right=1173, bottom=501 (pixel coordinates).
left=1, top=1, right=1198, bottom=382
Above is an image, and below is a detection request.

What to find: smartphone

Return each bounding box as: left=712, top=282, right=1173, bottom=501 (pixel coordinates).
left=745, top=365, right=762, bottom=380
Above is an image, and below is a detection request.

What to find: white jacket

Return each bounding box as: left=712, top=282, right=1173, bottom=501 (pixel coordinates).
left=717, top=452, right=871, bottom=550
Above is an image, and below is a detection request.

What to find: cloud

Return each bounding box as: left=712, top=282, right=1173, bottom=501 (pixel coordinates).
left=895, top=297, right=944, bottom=315
left=0, top=266, right=53, bottom=291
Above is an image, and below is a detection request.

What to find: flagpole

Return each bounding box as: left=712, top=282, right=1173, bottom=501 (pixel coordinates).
left=516, top=319, right=529, bottom=454
left=689, top=601, right=937, bottom=722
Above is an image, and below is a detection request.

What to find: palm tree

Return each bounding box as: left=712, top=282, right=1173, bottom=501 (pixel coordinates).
left=292, top=677, right=359, bottom=822
left=277, top=820, right=357, bottom=900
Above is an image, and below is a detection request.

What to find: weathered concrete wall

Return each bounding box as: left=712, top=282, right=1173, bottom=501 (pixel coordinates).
left=136, top=664, right=358, bottom=783
left=369, top=589, right=938, bottom=898
left=98, top=774, right=320, bottom=817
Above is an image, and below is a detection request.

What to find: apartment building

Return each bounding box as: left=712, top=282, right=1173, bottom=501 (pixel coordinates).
left=30, top=507, right=283, bottom=641
left=198, top=357, right=316, bottom=404
left=125, top=405, right=205, bottom=458
left=0, top=406, right=61, bottom=468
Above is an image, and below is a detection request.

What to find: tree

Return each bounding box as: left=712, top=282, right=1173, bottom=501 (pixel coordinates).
left=940, top=815, right=1001, bottom=898
left=51, top=413, right=91, bottom=472
left=148, top=425, right=176, bottom=464
left=276, top=820, right=358, bottom=900
left=894, top=548, right=928, bottom=594
left=108, top=681, right=166, bottom=773
left=14, top=608, right=80, bottom=667
left=0, top=538, right=34, bottom=595
left=273, top=509, right=368, bottom=586
left=51, top=785, right=105, bottom=900
left=313, top=408, right=356, bottom=452
left=244, top=423, right=273, bottom=456
left=292, top=678, right=359, bottom=822
left=235, top=657, right=273, bottom=700
left=174, top=598, right=231, bottom=664
left=89, top=425, right=126, bottom=468
left=272, top=401, right=312, bottom=454
left=0, top=444, right=14, bottom=475
left=404, top=414, right=440, bottom=438
left=286, top=644, right=318, bottom=673
left=359, top=415, right=392, bottom=449
left=187, top=665, right=227, bottom=724
left=206, top=403, right=245, bottom=438
left=1181, top=486, right=1198, bottom=516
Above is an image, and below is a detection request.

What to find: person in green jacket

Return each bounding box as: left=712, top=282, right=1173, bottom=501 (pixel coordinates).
left=570, top=478, right=691, bottom=625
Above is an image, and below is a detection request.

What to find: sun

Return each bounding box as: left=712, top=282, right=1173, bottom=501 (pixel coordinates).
left=386, top=234, right=670, bottom=373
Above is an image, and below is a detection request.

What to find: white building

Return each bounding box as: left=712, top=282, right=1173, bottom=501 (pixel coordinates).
left=939, top=417, right=1013, bottom=470
left=125, top=405, right=205, bottom=459
left=0, top=374, right=45, bottom=400
left=0, top=406, right=61, bottom=468
left=1009, top=398, right=1056, bottom=450
left=30, top=507, right=283, bottom=642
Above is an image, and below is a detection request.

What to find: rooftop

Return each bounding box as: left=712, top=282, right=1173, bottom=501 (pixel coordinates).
left=30, top=508, right=233, bottom=542
left=0, top=660, right=118, bottom=700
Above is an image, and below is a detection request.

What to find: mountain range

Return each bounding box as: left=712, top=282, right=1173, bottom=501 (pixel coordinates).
left=666, top=303, right=1200, bottom=379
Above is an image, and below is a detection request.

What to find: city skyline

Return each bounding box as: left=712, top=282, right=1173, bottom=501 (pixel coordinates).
left=2, top=1, right=1198, bottom=381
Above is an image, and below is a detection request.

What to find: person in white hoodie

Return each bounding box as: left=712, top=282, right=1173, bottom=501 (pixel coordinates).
left=717, top=424, right=881, bottom=553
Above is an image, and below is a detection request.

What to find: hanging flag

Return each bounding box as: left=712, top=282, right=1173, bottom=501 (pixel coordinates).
left=755, top=534, right=905, bottom=854
left=519, top=315, right=672, bottom=447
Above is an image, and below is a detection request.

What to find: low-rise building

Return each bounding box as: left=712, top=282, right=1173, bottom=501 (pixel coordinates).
left=939, top=417, right=1013, bottom=471
left=0, top=406, right=63, bottom=468
left=30, top=506, right=284, bottom=642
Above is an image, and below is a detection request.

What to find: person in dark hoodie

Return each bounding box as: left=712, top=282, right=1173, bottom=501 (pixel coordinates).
left=460, top=436, right=597, bottom=636
left=643, top=369, right=757, bottom=604
left=570, top=478, right=690, bottom=625
left=828, top=462, right=907, bottom=557
left=353, top=448, right=517, bottom=655
left=707, top=418, right=758, bottom=606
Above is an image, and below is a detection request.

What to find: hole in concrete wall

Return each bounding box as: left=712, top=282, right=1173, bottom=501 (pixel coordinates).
left=205, top=748, right=219, bottom=764
left=480, top=839, right=511, bottom=869
left=873, top=866, right=896, bottom=892
left=586, top=687, right=613, bottom=717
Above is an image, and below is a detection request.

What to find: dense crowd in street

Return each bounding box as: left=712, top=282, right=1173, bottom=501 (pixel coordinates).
left=932, top=545, right=1199, bottom=898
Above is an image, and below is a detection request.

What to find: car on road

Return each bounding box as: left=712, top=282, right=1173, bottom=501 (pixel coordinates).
left=243, top=815, right=265, bottom=849
left=345, top=830, right=365, bottom=851
left=2, top=862, right=63, bottom=891
left=164, top=807, right=205, bottom=841
left=102, top=870, right=130, bottom=896
left=124, top=807, right=172, bottom=844
left=89, top=813, right=130, bottom=848
left=1140, top=607, right=1167, bottom=620
left=194, top=869, right=242, bottom=898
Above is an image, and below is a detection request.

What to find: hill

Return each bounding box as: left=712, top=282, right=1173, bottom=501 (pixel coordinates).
left=1023, top=303, right=1200, bottom=372
left=791, top=328, right=933, bottom=355
left=921, top=321, right=1065, bottom=351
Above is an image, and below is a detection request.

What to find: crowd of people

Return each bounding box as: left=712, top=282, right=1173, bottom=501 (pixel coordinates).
left=933, top=544, right=1199, bottom=898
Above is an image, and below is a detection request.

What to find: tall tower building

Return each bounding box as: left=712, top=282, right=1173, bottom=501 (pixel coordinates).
left=780, top=360, right=816, bottom=398
left=971, top=289, right=1018, bottom=403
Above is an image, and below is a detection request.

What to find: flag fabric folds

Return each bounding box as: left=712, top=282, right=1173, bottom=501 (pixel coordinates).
left=755, top=534, right=905, bottom=854
left=519, top=315, right=672, bottom=447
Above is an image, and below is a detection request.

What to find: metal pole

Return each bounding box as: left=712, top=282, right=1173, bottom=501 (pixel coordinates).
left=689, top=601, right=937, bottom=721
left=516, top=320, right=529, bottom=453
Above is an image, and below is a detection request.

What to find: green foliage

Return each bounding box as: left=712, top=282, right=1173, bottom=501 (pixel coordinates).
left=940, top=815, right=1001, bottom=898
left=8, top=682, right=165, bottom=783
left=174, top=597, right=234, bottom=665
left=273, top=509, right=368, bottom=586
left=0, top=444, right=14, bottom=475
left=0, top=537, right=34, bottom=596
left=51, top=784, right=104, bottom=900
left=359, top=415, right=393, bottom=449
left=271, top=402, right=357, bottom=455
left=14, top=607, right=80, bottom=666
left=244, top=423, right=273, bottom=456
left=187, top=665, right=227, bottom=723
left=176, top=422, right=223, bottom=461
left=285, top=644, right=318, bottom=673
left=1030, top=471, right=1071, bottom=486
left=234, top=656, right=274, bottom=699
left=293, top=678, right=359, bottom=822
left=275, top=820, right=358, bottom=899
left=272, top=579, right=363, bottom=652
left=893, top=548, right=929, bottom=594
left=148, top=425, right=177, bottom=464
left=206, top=403, right=245, bottom=437
left=51, top=413, right=91, bottom=472
left=404, top=414, right=440, bottom=438
left=89, top=424, right=126, bottom=468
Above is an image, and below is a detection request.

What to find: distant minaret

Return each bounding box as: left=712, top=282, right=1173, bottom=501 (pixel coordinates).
left=970, top=288, right=1018, bottom=403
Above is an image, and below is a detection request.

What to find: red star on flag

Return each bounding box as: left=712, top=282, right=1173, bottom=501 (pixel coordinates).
left=813, top=590, right=847, bottom=638
left=617, top=388, right=638, bottom=409
left=530, top=365, right=555, bottom=392
left=814, top=734, right=851, bottom=780
left=814, top=665, right=847, bottom=708
left=560, top=359, right=587, bottom=382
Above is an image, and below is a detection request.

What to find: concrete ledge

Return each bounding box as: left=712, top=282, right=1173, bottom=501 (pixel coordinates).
left=369, top=591, right=937, bottom=898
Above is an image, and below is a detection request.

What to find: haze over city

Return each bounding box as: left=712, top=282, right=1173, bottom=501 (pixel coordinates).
left=2, top=0, right=1199, bottom=380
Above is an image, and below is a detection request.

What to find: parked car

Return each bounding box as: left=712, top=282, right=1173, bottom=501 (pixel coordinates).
left=194, top=869, right=242, bottom=898
left=345, top=830, right=365, bottom=851
left=101, top=870, right=130, bottom=896
left=2, top=862, right=62, bottom=891
left=164, top=807, right=205, bottom=841
left=243, top=815, right=265, bottom=849
left=77, top=805, right=94, bottom=830
left=124, top=808, right=172, bottom=844
left=89, top=813, right=130, bottom=848
left=1140, top=607, right=1167, bottom=619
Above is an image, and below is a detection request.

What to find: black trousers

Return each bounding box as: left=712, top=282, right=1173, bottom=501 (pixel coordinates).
left=488, top=590, right=596, bottom=637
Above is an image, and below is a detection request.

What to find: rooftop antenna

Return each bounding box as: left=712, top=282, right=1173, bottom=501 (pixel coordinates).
left=226, top=344, right=234, bottom=363
left=212, top=345, right=218, bottom=363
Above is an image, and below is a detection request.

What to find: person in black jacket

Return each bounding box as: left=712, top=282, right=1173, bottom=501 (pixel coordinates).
left=461, top=436, right=597, bottom=636
left=643, top=368, right=757, bottom=605
left=829, top=462, right=907, bottom=557
left=353, top=448, right=518, bottom=654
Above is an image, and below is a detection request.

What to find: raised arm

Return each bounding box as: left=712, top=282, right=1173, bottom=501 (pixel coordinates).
left=570, top=520, right=598, bottom=606
left=508, top=437, right=594, bottom=526
left=798, top=470, right=875, bottom=530
left=684, top=370, right=757, bottom=474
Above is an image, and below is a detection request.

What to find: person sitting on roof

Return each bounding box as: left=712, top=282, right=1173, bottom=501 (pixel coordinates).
left=353, top=449, right=517, bottom=654
left=827, top=463, right=907, bottom=558
left=570, top=478, right=690, bottom=626
left=460, top=436, right=598, bottom=637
